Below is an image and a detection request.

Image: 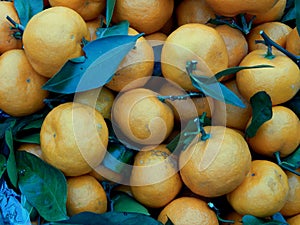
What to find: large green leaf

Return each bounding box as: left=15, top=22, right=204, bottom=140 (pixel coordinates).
left=43, top=34, right=142, bottom=94
left=14, top=0, right=44, bottom=27
left=0, top=154, right=6, bottom=179
left=16, top=151, right=68, bottom=222
left=106, top=0, right=117, bottom=27
left=6, top=126, right=18, bottom=188
left=242, top=214, right=288, bottom=225
left=189, top=74, right=246, bottom=108
left=112, top=192, right=150, bottom=215
left=97, top=20, right=129, bottom=38
left=245, top=91, right=273, bottom=138
left=52, top=212, right=163, bottom=225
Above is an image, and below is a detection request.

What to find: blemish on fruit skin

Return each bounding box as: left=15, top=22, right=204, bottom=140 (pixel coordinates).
left=26, top=78, right=30, bottom=83
left=251, top=173, right=255, bottom=176
left=53, top=133, right=56, bottom=138
left=140, top=160, right=144, bottom=164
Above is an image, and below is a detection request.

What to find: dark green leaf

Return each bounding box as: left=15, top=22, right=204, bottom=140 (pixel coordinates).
left=14, top=0, right=44, bottom=27
left=271, top=212, right=288, bottom=224
left=242, top=215, right=266, bottom=225
left=16, top=151, right=68, bottom=222
left=43, top=34, right=142, bottom=94
left=0, top=154, right=6, bottom=178
left=6, top=127, right=18, bottom=187
left=96, top=20, right=129, bottom=38
left=245, top=91, right=272, bottom=138
left=296, top=0, right=300, bottom=36
left=56, top=211, right=163, bottom=225
left=102, top=143, right=134, bottom=174
left=213, top=65, right=273, bottom=81
left=106, top=0, right=117, bottom=27
left=283, top=145, right=300, bottom=169
left=190, top=74, right=246, bottom=108
left=112, top=192, right=150, bottom=215
left=165, top=218, right=174, bottom=225
left=14, top=132, right=40, bottom=144
left=282, top=6, right=296, bottom=22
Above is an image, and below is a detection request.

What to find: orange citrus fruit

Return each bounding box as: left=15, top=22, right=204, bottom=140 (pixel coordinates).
left=286, top=27, right=300, bottom=56
left=215, top=25, right=248, bottom=68
left=179, top=126, right=252, bottom=197
left=49, top=0, right=106, bottom=21
left=247, top=22, right=292, bottom=51
left=0, top=49, right=49, bottom=117
left=280, top=169, right=300, bottom=216
left=247, top=0, right=286, bottom=25
left=246, top=106, right=300, bottom=157
left=40, top=102, right=109, bottom=176
left=236, top=49, right=300, bottom=105
left=176, top=0, right=216, bottom=26
left=112, top=0, right=174, bottom=34
left=17, top=143, right=43, bottom=160
left=23, top=6, right=89, bottom=78
left=111, top=88, right=174, bottom=146
left=105, top=27, right=154, bottom=92
left=227, top=160, right=289, bottom=218
left=205, top=0, right=279, bottom=17
left=0, top=1, right=22, bottom=54
left=74, top=86, right=115, bottom=119
left=130, top=145, right=182, bottom=208
left=157, top=197, right=219, bottom=225
left=287, top=214, right=300, bottom=225
left=213, top=79, right=252, bottom=131
left=66, top=174, right=107, bottom=216
left=161, top=23, right=228, bottom=91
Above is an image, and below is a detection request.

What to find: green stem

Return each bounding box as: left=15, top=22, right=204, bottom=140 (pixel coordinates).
left=259, top=31, right=300, bottom=67
left=274, top=151, right=300, bottom=176
left=157, top=92, right=204, bottom=102
left=208, top=202, right=235, bottom=224
left=6, top=16, right=25, bottom=33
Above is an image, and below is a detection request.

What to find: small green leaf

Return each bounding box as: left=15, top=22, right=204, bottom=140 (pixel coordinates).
left=16, top=151, right=68, bottom=222
left=213, top=65, right=273, bottom=81
left=242, top=215, right=266, bottom=225
left=43, top=34, right=142, bottom=94
left=14, top=0, right=44, bottom=27
left=56, top=211, right=163, bottom=225
left=97, top=20, right=130, bottom=38
left=14, top=132, right=40, bottom=144
left=245, top=91, right=272, bottom=138
left=0, top=154, right=6, bottom=178
left=165, top=218, right=175, bottom=225
left=296, top=0, right=300, bottom=36
left=6, top=126, right=18, bottom=187
left=189, top=74, right=246, bottom=108
left=106, top=0, right=117, bottom=27
left=102, top=143, right=135, bottom=174
left=271, top=212, right=289, bottom=224
left=282, top=145, right=300, bottom=169
left=112, top=192, right=150, bottom=215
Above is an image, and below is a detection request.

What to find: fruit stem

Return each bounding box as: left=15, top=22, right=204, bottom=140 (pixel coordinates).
left=274, top=151, right=300, bottom=176
left=208, top=202, right=235, bottom=224
left=157, top=92, right=204, bottom=102
left=6, top=16, right=25, bottom=33
left=259, top=30, right=300, bottom=67
left=199, top=112, right=210, bottom=141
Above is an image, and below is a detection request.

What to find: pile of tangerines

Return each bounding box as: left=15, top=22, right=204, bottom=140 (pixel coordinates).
left=0, top=0, right=300, bottom=224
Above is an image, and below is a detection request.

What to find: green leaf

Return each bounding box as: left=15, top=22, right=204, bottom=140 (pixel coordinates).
left=106, top=0, right=117, bottom=27
left=165, top=218, right=174, bottom=225
left=16, top=151, right=68, bottom=222
left=282, top=145, right=300, bottom=169
left=271, top=212, right=289, bottom=224
left=242, top=215, right=267, bottom=225
left=14, top=0, right=44, bottom=27
left=96, top=20, right=130, bottom=38
left=112, top=192, right=150, bottom=215
left=56, top=211, right=163, bottom=225
left=14, top=132, right=40, bottom=144
left=189, top=74, right=246, bottom=108
left=213, top=65, right=274, bottom=81
left=0, top=154, right=6, bottom=178
left=296, top=0, right=300, bottom=36
left=102, top=143, right=135, bottom=174
left=5, top=126, right=18, bottom=187
left=283, top=91, right=300, bottom=118
left=43, top=34, right=142, bottom=94
left=245, top=91, right=273, bottom=138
